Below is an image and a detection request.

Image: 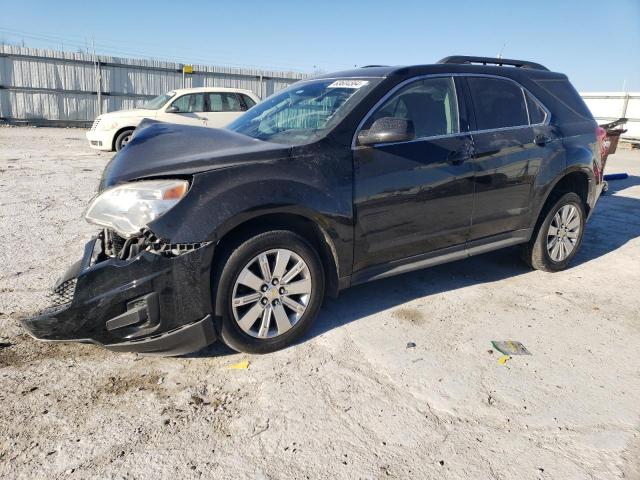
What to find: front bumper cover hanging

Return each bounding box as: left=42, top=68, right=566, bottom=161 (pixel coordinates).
left=21, top=234, right=217, bottom=356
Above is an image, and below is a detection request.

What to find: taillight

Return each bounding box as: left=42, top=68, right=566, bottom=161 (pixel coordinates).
left=593, top=126, right=608, bottom=182
left=596, top=126, right=608, bottom=158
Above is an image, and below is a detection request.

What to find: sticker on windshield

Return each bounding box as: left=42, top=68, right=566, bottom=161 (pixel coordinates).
left=327, top=80, right=369, bottom=89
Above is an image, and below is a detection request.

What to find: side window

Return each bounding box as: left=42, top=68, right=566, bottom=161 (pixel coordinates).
left=241, top=94, right=256, bottom=109
left=208, top=93, right=224, bottom=112
left=467, top=77, right=529, bottom=130
left=223, top=93, right=242, bottom=112
left=192, top=94, right=205, bottom=112
left=525, top=91, right=547, bottom=124
left=171, top=95, right=191, bottom=112
left=208, top=93, right=242, bottom=112
left=171, top=93, right=205, bottom=113
left=534, top=79, right=592, bottom=120
left=365, top=77, right=459, bottom=139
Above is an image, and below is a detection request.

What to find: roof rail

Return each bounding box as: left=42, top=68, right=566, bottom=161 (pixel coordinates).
left=437, top=55, right=549, bottom=71
left=361, top=65, right=388, bottom=68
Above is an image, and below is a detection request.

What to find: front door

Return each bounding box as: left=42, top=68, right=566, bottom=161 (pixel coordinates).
left=157, top=93, right=207, bottom=127
left=353, top=76, right=475, bottom=272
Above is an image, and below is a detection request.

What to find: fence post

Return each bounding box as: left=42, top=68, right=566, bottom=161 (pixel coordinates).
left=96, top=60, right=102, bottom=115
left=622, top=92, right=630, bottom=119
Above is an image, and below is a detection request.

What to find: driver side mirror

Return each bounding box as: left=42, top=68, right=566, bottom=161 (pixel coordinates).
left=357, top=117, right=415, bottom=146
left=166, top=105, right=180, bottom=113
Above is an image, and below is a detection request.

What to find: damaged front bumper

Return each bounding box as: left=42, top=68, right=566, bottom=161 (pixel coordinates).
left=21, top=233, right=217, bottom=356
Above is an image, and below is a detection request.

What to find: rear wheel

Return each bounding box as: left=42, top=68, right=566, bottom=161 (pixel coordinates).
left=114, top=129, right=134, bottom=151
left=522, top=192, right=586, bottom=272
left=215, top=230, right=324, bottom=353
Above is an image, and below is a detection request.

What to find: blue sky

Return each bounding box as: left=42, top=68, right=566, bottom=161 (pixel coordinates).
left=1, top=0, right=639, bottom=91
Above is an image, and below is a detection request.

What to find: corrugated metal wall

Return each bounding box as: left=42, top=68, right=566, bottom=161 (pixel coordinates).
left=0, top=45, right=307, bottom=126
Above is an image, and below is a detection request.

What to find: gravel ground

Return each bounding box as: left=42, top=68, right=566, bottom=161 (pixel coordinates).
left=1, top=127, right=639, bottom=480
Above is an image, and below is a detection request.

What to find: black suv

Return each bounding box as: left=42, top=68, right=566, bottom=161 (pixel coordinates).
left=23, top=56, right=604, bottom=355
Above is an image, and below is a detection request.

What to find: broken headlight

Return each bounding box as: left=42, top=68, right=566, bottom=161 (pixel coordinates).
left=85, top=180, right=188, bottom=238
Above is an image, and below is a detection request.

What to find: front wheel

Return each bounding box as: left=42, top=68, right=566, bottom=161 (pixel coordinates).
left=522, top=192, right=586, bottom=272
left=215, top=230, right=325, bottom=353
left=114, top=129, right=134, bottom=151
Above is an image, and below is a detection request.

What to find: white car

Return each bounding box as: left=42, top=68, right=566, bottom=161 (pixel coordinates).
left=86, top=87, right=260, bottom=151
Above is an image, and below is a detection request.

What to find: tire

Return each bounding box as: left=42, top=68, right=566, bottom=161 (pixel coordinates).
left=214, top=230, right=325, bottom=354
left=114, top=129, right=134, bottom=151
left=522, top=192, right=586, bottom=272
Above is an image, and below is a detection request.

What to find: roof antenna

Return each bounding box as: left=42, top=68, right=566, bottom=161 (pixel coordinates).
left=497, top=43, right=507, bottom=60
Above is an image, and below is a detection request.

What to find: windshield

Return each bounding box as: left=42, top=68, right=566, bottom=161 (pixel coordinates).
left=140, top=92, right=176, bottom=110
left=227, top=78, right=380, bottom=144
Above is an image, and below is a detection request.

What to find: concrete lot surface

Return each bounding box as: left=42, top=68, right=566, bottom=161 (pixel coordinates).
left=0, top=127, right=639, bottom=479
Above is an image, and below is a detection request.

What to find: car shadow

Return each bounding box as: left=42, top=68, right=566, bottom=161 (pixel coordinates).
left=188, top=174, right=640, bottom=357
left=309, top=248, right=530, bottom=340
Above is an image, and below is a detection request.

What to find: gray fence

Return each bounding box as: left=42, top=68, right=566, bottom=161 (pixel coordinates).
left=0, top=45, right=307, bottom=127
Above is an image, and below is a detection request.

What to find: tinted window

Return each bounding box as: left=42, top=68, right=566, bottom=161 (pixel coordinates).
left=534, top=79, right=593, bottom=120
left=525, top=91, right=547, bottom=124
left=365, top=77, right=459, bottom=138
left=171, top=93, right=205, bottom=113
left=241, top=94, right=256, bottom=109
left=468, top=78, right=528, bottom=130
left=208, top=92, right=243, bottom=112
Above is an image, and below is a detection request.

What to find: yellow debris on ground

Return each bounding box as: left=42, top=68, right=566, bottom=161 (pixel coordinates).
left=229, top=360, right=250, bottom=370
left=498, top=355, right=510, bottom=365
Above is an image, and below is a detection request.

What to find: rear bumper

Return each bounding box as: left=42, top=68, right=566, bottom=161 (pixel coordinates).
left=21, top=236, right=217, bottom=356
left=587, top=176, right=605, bottom=221
left=86, top=130, right=114, bottom=151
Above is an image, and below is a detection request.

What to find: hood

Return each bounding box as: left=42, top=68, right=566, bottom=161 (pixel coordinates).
left=99, top=121, right=291, bottom=190
left=100, top=109, right=156, bottom=119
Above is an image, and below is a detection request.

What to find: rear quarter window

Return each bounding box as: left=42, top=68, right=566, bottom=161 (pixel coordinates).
left=241, top=94, right=256, bottom=109
left=533, top=79, right=593, bottom=121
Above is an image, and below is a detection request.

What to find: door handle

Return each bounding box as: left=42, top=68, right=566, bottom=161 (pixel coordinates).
left=534, top=134, right=553, bottom=146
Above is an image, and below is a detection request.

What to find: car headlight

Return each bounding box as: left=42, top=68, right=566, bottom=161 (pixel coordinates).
left=85, top=180, right=189, bottom=238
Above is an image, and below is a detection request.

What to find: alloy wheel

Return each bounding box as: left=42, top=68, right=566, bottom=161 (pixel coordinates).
left=231, top=249, right=312, bottom=339
left=546, top=204, right=581, bottom=262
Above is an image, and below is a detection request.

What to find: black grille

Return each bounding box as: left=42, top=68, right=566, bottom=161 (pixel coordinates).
left=109, top=230, right=126, bottom=256
left=49, top=278, right=77, bottom=307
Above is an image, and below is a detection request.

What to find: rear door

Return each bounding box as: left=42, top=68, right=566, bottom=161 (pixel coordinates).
left=464, top=76, right=558, bottom=239
left=352, top=76, right=475, bottom=272
left=205, top=92, right=246, bottom=127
